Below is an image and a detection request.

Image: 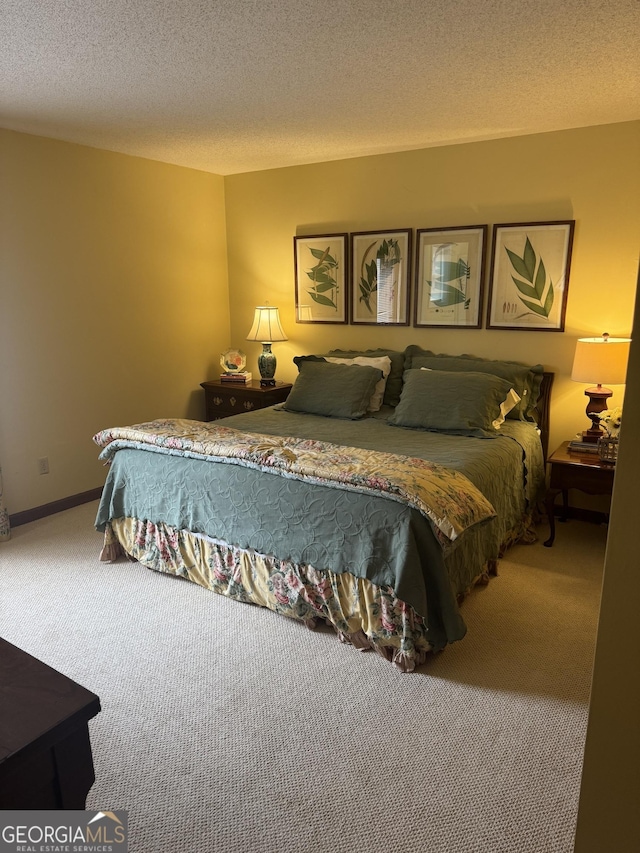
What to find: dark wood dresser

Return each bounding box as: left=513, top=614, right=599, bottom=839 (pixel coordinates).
left=0, top=638, right=101, bottom=808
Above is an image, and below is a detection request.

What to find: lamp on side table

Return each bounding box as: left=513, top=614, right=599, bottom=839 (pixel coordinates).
left=246, top=306, right=288, bottom=387
left=571, top=332, right=630, bottom=442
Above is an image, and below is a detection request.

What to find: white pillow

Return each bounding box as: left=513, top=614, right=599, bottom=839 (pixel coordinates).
left=326, top=356, right=392, bottom=412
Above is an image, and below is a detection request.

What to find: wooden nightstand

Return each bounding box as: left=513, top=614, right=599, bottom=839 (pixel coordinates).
left=200, top=379, right=292, bottom=421
left=544, top=441, right=615, bottom=547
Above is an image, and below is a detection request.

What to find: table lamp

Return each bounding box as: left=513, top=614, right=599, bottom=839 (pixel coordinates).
left=246, top=306, right=288, bottom=386
left=571, top=332, right=631, bottom=442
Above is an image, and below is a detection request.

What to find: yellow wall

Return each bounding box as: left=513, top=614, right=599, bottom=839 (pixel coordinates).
left=225, top=121, right=639, bottom=456
left=0, top=130, right=230, bottom=514
left=2, top=122, right=638, bottom=515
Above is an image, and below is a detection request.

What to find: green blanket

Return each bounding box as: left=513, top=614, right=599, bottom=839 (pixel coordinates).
left=95, top=408, right=544, bottom=651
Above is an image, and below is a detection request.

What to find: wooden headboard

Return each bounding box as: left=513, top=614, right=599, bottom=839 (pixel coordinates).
left=533, top=371, right=554, bottom=461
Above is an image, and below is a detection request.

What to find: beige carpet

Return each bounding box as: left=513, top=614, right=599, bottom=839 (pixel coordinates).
left=0, top=502, right=606, bottom=852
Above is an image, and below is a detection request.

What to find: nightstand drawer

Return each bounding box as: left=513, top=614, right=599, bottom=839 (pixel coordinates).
left=549, top=462, right=615, bottom=494
left=204, top=386, right=258, bottom=419
left=200, top=380, right=292, bottom=421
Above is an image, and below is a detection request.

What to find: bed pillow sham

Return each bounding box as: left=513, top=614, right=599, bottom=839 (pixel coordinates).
left=324, top=355, right=392, bottom=411
left=403, top=345, right=543, bottom=421
left=284, top=359, right=383, bottom=419
left=388, top=368, right=520, bottom=437
left=323, top=349, right=405, bottom=406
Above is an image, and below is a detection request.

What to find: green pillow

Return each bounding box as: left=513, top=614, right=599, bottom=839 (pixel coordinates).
left=324, top=349, right=405, bottom=407
left=293, top=354, right=327, bottom=368
left=403, top=345, right=543, bottom=421
left=389, top=369, right=518, bottom=437
left=284, top=360, right=383, bottom=419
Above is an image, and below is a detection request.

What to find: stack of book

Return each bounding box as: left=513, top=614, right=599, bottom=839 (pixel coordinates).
left=568, top=437, right=599, bottom=454
left=219, top=371, right=252, bottom=384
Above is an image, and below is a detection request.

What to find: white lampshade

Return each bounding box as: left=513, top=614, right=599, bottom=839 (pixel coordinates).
left=571, top=334, right=631, bottom=387
left=246, top=306, right=288, bottom=343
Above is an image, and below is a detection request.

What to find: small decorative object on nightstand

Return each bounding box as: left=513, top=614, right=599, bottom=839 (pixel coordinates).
left=246, top=306, right=288, bottom=386
left=544, top=441, right=615, bottom=547
left=219, top=349, right=252, bottom=383
left=597, top=436, right=619, bottom=465
left=201, top=379, right=292, bottom=421
left=595, top=406, right=622, bottom=465
left=220, top=348, right=247, bottom=374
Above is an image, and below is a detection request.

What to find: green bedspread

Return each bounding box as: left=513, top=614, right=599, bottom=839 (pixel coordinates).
left=221, top=405, right=545, bottom=595
left=95, top=407, right=544, bottom=651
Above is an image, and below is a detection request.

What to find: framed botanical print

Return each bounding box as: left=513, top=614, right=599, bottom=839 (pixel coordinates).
left=414, top=225, right=487, bottom=328
left=486, top=221, right=575, bottom=331
left=294, top=233, right=348, bottom=323
left=350, top=229, right=412, bottom=325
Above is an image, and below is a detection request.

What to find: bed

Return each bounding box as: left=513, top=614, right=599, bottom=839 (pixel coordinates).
left=94, top=346, right=552, bottom=672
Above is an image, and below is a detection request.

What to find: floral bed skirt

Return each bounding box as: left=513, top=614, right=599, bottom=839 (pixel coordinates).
left=99, top=516, right=503, bottom=672
left=100, top=518, right=516, bottom=672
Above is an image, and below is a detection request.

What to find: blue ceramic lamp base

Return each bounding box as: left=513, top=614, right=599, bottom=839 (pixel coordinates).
left=258, top=343, right=277, bottom=386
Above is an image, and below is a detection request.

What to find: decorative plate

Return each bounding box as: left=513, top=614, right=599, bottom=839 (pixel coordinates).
left=220, top=348, right=247, bottom=373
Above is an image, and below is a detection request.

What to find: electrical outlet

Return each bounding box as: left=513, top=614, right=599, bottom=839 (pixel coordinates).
left=37, top=457, right=49, bottom=475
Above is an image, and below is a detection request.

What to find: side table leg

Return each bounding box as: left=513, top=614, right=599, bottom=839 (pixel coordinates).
left=544, top=489, right=561, bottom=547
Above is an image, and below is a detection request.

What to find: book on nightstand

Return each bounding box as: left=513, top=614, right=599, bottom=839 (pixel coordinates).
left=219, top=371, right=252, bottom=383
left=568, top=438, right=600, bottom=454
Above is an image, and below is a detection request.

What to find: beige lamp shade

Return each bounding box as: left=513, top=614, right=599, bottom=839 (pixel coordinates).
left=246, top=306, right=288, bottom=343
left=571, top=334, right=631, bottom=387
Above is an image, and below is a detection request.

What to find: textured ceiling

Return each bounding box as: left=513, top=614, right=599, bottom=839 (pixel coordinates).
left=2, top=0, right=639, bottom=175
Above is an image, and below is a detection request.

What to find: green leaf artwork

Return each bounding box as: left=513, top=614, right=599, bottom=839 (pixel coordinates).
left=305, top=246, right=339, bottom=309
left=426, top=243, right=471, bottom=308
left=505, top=237, right=554, bottom=320
left=359, top=238, right=401, bottom=314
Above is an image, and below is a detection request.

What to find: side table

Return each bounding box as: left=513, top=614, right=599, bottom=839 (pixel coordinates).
left=200, top=379, right=292, bottom=421
left=544, top=441, right=615, bottom=547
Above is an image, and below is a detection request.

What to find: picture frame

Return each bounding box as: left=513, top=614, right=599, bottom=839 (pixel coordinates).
left=486, top=220, right=575, bottom=331
left=294, top=233, right=348, bottom=324
left=350, top=229, right=412, bottom=325
left=414, top=225, right=487, bottom=328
